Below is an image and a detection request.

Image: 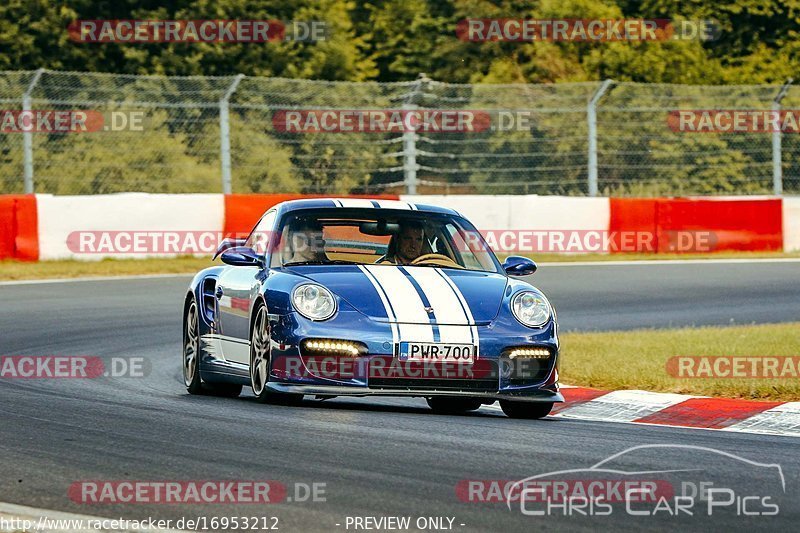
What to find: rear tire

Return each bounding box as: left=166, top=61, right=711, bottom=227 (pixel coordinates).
left=183, top=300, right=204, bottom=394
left=426, top=397, right=482, bottom=415
left=184, top=298, right=242, bottom=397
left=499, top=400, right=553, bottom=419
left=250, top=305, right=302, bottom=405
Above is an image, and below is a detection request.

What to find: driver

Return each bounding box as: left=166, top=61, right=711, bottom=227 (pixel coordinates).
left=385, top=221, right=425, bottom=265
left=285, top=220, right=327, bottom=264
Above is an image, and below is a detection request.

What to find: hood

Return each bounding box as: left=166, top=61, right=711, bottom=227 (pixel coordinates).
left=286, top=264, right=507, bottom=325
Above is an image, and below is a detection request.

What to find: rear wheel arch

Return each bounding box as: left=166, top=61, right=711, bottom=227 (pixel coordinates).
left=183, top=289, right=242, bottom=398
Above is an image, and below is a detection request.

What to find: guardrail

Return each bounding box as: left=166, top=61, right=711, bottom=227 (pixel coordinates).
left=1, top=194, right=796, bottom=261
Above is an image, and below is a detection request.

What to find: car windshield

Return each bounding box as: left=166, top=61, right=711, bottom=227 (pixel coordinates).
left=263, top=209, right=501, bottom=273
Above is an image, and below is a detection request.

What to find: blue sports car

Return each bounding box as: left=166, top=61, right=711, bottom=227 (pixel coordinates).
left=183, top=198, right=562, bottom=419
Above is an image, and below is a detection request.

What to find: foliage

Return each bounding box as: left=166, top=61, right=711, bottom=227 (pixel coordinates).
left=2, top=0, right=798, bottom=195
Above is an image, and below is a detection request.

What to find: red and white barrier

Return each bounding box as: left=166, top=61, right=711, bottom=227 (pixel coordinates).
left=0, top=193, right=797, bottom=261
left=36, top=193, right=225, bottom=260
left=784, top=196, right=800, bottom=252
left=402, top=195, right=610, bottom=231
left=610, top=196, right=784, bottom=253
left=223, top=193, right=399, bottom=235
left=0, top=195, right=38, bottom=260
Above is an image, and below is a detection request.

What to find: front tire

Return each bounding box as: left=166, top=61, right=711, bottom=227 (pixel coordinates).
left=426, top=397, right=482, bottom=415
left=250, top=305, right=302, bottom=405
left=499, top=400, right=553, bottom=419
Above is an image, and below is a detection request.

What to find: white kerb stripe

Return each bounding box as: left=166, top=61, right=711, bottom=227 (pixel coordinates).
left=406, top=267, right=472, bottom=344
left=364, top=265, right=433, bottom=342
left=724, top=402, right=800, bottom=436
left=357, top=265, right=399, bottom=345
left=555, top=390, right=694, bottom=422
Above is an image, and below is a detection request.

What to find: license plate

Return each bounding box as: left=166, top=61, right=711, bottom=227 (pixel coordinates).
left=398, top=342, right=476, bottom=363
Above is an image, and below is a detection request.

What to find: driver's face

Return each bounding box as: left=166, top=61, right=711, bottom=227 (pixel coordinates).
left=291, top=230, right=324, bottom=258
left=398, top=226, right=423, bottom=260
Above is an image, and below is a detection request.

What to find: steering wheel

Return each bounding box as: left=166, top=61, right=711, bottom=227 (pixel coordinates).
left=410, top=253, right=464, bottom=269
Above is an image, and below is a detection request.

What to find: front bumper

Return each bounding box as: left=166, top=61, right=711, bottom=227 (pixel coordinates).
left=266, top=382, right=564, bottom=403
left=267, top=310, right=562, bottom=401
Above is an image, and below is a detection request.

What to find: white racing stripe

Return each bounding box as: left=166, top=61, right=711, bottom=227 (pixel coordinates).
left=376, top=199, right=412, bottom=210
left=363, top=265, right=433, bottom=342
left=434, top=268, right=480, bottom=354
left=357, top=265, right=399, bottom=345
left=338, top=198, right=376, bottom=208
left=405, top=267, right=472, bottom=345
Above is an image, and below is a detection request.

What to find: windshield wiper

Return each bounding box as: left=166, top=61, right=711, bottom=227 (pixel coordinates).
left=283, top=260, right=358, bottom=267
left=410, top=263, right=466, bottom=270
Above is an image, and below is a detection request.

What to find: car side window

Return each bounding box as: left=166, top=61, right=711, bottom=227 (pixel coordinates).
left=246, top=210, right=277, bottom=256
left=445, top=223, right=482, bottom=270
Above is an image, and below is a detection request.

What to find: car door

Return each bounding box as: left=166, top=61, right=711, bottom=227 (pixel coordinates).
left=215, top=209, right=277, bottom=365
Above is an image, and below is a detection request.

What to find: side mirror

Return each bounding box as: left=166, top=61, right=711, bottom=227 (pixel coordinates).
left=502, top=255, right=537, bottom=276
left=220, top=246, right=263, bottom=267
left=213, top=237, right=246, bottom=260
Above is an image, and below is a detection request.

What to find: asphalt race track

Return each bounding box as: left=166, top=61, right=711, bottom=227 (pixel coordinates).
left=534, top=260, right=800, bottom=331
left=1, top=260, right=799, bottom=532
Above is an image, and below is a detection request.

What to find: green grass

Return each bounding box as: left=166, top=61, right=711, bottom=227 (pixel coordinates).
left=560, top=322, right=800, bottom=401
left=1, top=250, right=798, bottom=281
left=0, top=257, right=214, bottom=280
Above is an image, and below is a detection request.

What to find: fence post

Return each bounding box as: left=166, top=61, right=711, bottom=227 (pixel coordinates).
left=772, top=79, right=793, bottom=196
left=402, top=120, right=418, bottom=195
left=403, top=74, right=428, bottom=195
left=22, top=68, right=45, bottom=194
left=587, top=79, right=613, bottom=197
left=219, top=74, right=245, bottom=194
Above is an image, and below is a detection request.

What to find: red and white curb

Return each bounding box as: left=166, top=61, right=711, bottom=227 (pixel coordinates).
left=486, top=387, right=800, bottom=437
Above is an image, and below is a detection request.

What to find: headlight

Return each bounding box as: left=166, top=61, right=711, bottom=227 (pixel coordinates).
left=292, top=284, right=337, bottom=321
left=511, top=290, right=551, bottom=328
